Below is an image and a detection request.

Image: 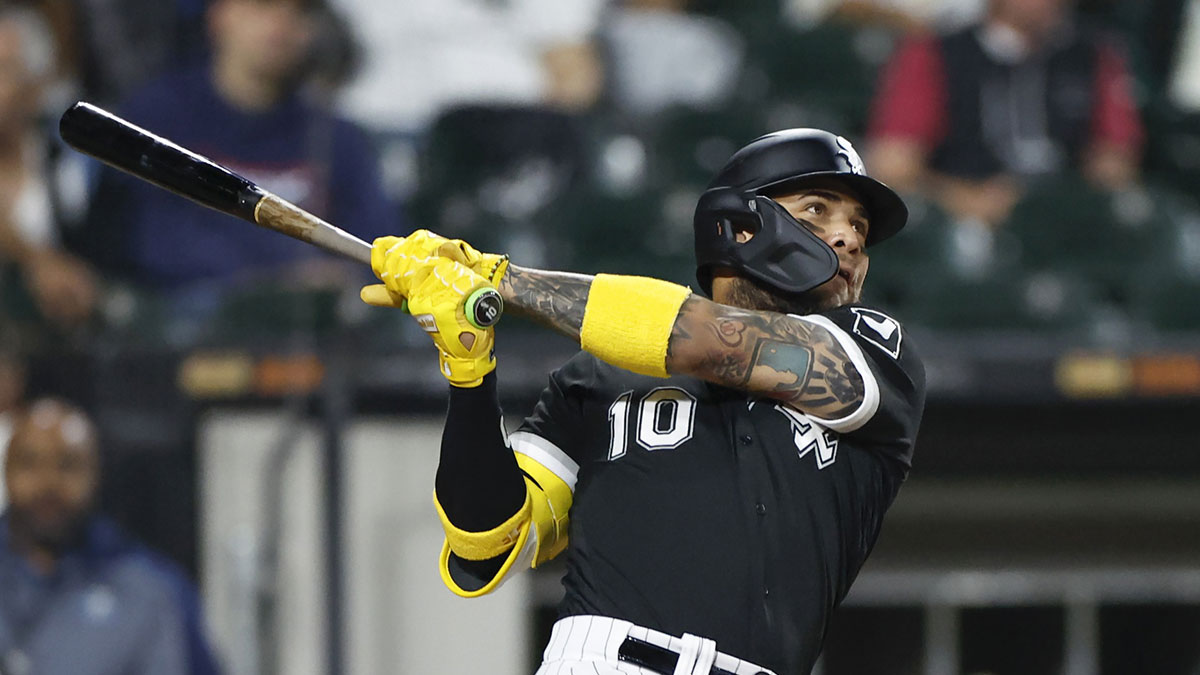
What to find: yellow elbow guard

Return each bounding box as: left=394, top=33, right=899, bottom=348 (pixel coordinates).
left=515, top=454, right=573, bottom=565
left=580, top=274, right=691, bottom=378
left=434, top=490, right=532, bottom=561
left=435, top=478, right=561, bottom=598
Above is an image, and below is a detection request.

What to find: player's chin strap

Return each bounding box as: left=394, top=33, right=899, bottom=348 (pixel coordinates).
left=695, top=189, right=839, bottom=296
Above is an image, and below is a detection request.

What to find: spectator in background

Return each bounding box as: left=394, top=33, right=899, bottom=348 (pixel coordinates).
left=332, top=0, right=606, bottom=133
left=90, top=0, right=399, bottom=303
left=601, top=0, right=744, bottom=119
left=0, top=340, right=23, bottom=506
left=17, top=0, right=205, bottom=109
left=68, top=0, right=205, bottom=107
left=865, top=0, right=1143, bottom=229
left=0, top=6, right=97, bottom=331
left=0, top=398, right=220, bottom=675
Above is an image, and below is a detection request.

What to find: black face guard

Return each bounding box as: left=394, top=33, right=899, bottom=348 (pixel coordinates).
left=694, top=189, right=839, bottom=296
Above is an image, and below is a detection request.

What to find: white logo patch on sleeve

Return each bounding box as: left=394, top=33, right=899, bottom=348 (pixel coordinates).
left=850, top=307, right=902, bottom=359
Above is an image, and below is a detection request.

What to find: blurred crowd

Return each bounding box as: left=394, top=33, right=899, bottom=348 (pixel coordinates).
left=0, top=0, right=1199, bottom=672
left=1, top=0, right=1199, bottom=353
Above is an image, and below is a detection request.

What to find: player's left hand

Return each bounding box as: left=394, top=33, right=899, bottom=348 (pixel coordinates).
left=374, top=258, right=497, bottom=387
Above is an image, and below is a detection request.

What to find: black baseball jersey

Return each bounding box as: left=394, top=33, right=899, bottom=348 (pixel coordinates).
left=510, top=303, right=925, bottom=674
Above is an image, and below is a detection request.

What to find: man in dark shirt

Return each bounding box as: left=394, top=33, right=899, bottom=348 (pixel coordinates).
left=866, top=0, right=1143, bottom=228
left=362, top=129, right=926, bottom=674
left=92, top=0, right=398, bottom=296
left=0, top=398, right=220, bottom=675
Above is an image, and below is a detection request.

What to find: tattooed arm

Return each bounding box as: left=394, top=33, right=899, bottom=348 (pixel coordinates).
left=498, top=264, right=591, bottom=339
left=499, top=265, right=865, bottom=420
left=665, top=295, right=865, bottom=419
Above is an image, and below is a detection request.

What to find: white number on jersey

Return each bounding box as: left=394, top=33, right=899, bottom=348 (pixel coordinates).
left=606, top=388, right=698, bottom=458
left=607, top=391, right=633, bottom=460
left=636, top=387, right=697, bottom=450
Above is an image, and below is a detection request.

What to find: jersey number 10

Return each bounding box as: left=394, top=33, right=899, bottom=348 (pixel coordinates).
left=607, top=387, right=698, bottom=459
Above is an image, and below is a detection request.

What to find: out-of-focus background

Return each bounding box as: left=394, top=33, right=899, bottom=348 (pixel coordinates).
left=1, top=0, right=1198, bottom=673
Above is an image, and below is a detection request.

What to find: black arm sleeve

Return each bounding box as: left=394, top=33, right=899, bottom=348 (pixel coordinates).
left=434, top=372, right=527, bottom=531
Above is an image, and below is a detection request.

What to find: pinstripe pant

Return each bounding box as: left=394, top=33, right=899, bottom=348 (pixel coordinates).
left=534, top=615, right=775, bottom=675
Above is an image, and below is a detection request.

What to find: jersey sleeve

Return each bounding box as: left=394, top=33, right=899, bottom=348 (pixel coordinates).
left=438, top=353, right=592, bottom=596
left=795, top=305, right=926, bottom=466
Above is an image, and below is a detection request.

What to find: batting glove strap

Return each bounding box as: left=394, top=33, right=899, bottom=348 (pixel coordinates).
left=437, top=345, right=496, bottom=388
left=483, top=253, right=510, bottom=287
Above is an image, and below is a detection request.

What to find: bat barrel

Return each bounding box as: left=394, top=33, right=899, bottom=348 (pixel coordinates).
left=58, top=101, right=504, bottom=328
left=59, top=102, right=265, bottom=222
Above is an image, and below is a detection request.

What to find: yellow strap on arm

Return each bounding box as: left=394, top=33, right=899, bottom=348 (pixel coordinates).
left=435, top=490, right=533, bottom=598
left=434, top=490, right=532, bottom=561
left=579, top=274, right=692, bottom=378
left=437, top=526, right=532, bottom=598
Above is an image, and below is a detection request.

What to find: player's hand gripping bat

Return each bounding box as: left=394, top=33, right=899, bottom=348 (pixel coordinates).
left=57, top=101, right=503, bottom=329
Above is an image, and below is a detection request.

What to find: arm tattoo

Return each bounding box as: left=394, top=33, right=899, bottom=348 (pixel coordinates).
left=498, top=265, right=593, bottom=340
left=668, top=296, right=866, bottom=419
left=497, top=265, right=866, bottom=420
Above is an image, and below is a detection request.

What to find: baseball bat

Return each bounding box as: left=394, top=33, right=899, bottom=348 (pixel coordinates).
left=57, top=101, right=503, bottom=329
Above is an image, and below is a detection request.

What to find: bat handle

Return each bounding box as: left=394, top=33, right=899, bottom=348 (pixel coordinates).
left=397, top=287, right=503, bottom=329
left=294, top=226, right=506, bottom=328
left=465, top=287, right=504, bottom=329
left=253, top=194, right=502, bottom=327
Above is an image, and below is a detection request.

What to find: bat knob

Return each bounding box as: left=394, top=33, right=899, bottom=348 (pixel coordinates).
left=465, top=287, right=504, bottom=329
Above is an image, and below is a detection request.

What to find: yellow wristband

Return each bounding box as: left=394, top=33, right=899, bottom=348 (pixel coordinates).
left=580, top=274, right=691, bottom=378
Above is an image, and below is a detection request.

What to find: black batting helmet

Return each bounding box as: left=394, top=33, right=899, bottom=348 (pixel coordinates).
left=693, top=128, right=907, bottom=296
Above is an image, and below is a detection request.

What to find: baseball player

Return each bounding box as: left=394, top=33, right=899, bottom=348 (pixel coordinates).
left=361, top=129, right=926, bottom=675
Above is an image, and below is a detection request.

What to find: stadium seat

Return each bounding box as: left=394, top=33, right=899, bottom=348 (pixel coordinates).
left=902, top=268, right=1100, bottom=334
left=862, top=199, right=955, bottom=304
left=1129, top=272, right=1200, bottom=332
left=862, top=199, right=1027, bottom=314
left=410, top=105, right=591, bottom=251
left=744, top=22, right=893, bottom=134
left=689, top=0, right=783, bottom=38
left=1005, top=174, right=1164, bottom=303
left=1139, top=103, right=1200, bottom=208
left=542, top=183, right=695, bottom=286
left=1125, top=214, right=1200, bottom=332
left=649, top=104, right=767, bottom=187
left=211, top=286, right=346, bottom=341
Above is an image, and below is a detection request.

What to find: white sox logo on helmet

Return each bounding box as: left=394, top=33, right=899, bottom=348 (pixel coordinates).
left=834, top=136, right=866, bottom=176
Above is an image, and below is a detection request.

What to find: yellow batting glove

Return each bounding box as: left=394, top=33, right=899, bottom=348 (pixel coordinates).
left=366, top=231, right=445, bottom=306
left=406, top=259, right=497, bottom=387
left=367, top=230, right=509, bottom=303
left=442, top=237, right=509, bottom=287
left=398, top=229, right=509, bottom=286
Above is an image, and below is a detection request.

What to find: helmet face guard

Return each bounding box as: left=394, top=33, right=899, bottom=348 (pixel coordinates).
left=694, top=191, right=839, bottom=295
left=693, top=129, right=908, bottom=297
